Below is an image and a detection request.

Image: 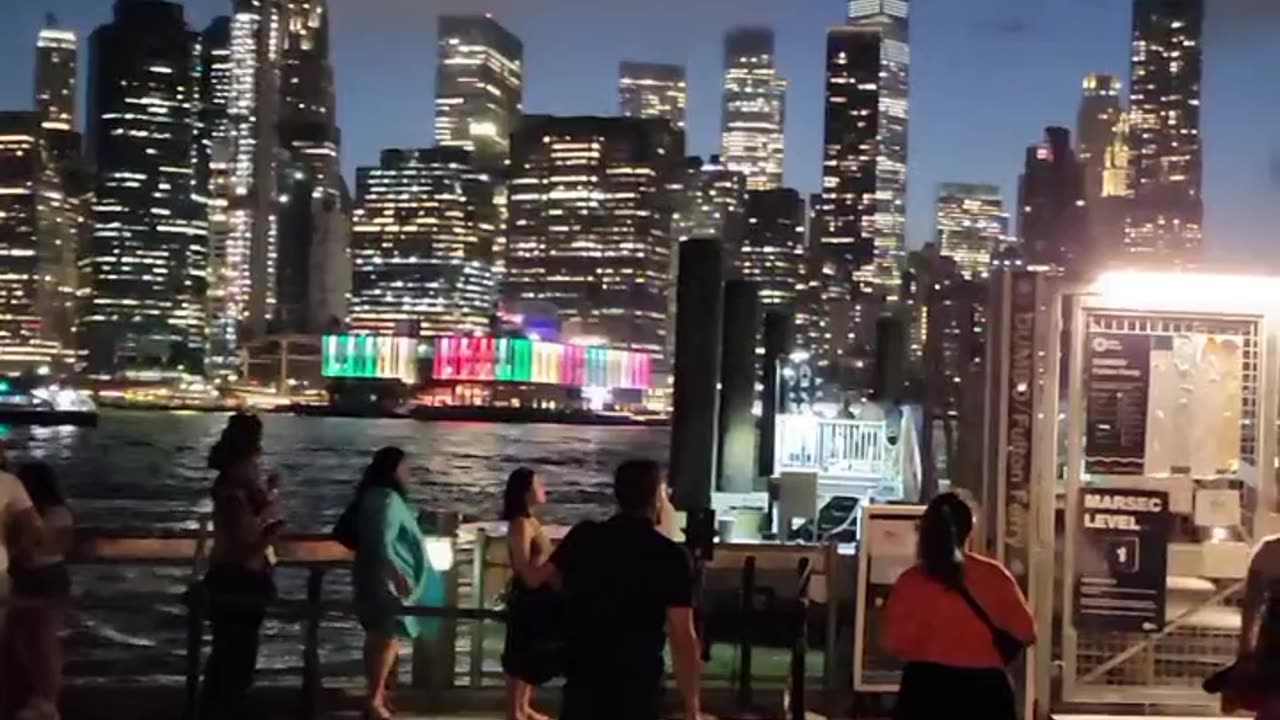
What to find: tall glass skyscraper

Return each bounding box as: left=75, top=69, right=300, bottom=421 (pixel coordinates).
left=1076, top=74, right=1126, bottom=203
left=1126, top=0, right=1203, bottom=265
left=844, top=0, right=909, bottom=296
left=35, top=18, right=77, bottom=133
left=719, top=28, right=786, bottom=192
left=935, top=183, right=1008, bottom=281
left=741, top=189, right=806, bottom=310
left=619, top=62, right=687, bottom=132
left=349, top=148, right=498, bottom=338
left=84, top=0, right=208, bottom=374
left=506, top=116, right=680, bottom=356
left=435, top=15, right=523, bottom=170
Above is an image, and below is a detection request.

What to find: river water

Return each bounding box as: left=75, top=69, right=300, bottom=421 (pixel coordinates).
left=2, top=410, right=669, bottom=679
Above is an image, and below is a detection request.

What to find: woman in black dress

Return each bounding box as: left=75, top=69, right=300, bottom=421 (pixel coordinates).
left=501, top=468, right=559, bottom=720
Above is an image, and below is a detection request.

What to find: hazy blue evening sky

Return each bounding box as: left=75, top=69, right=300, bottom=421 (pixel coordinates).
left=1, top=0, right=1276, bottom=265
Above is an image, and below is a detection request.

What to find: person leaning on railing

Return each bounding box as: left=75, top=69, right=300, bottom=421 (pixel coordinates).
left=200, top=413, right=282, bottom=719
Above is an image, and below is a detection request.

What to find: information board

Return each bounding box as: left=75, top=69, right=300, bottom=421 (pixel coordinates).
left=854, top=504, right=923, bottom=692
left=1084, top=333, right=1150, bottom=475
left=1074, top=487, right=1171, bottom=632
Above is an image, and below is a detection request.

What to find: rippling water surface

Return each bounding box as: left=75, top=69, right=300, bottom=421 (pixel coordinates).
left=5, top=410, right=669, bottom=530
left=1, top=410, right=669, bottom=677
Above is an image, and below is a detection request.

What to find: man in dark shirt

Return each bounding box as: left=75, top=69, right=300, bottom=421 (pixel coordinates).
left=549, top=459, right=702, bottom=720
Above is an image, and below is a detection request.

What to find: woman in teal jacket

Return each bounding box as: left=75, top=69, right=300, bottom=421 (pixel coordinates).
left=353, top=447, right=442, bottom=719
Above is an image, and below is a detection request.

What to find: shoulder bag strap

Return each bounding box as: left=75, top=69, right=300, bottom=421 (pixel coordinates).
left=953, top=581, right=1002, bottom=637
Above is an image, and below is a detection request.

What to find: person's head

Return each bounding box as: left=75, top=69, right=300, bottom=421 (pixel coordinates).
left=918, top=492, right=975, bottom=587
left=208, top=413, right=263, bottom=473
left=502, top=467, right=546, bottom=521
left=361, top=446, right=409, bottom=497
left=17, top=461, right=65, bottom=512
left=614, top=459, right=665, bottom=522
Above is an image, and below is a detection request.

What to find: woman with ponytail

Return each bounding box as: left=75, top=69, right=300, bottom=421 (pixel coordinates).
left=883, top=492, right=1035, bottom=720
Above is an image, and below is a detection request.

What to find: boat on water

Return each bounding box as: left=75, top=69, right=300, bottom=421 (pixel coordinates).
left=0, top=384, right=99, bottom=427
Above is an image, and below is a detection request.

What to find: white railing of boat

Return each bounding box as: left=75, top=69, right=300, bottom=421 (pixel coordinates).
left=775, top=414, right=917, bottom=500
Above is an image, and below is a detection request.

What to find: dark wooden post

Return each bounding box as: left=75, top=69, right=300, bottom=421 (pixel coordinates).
left=299, top=568, right=326, bottom=720
left=182, top=582, right=205, bottom=720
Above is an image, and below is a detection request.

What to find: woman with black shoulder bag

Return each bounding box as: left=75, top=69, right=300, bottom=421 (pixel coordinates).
left=883, top=492, right=1036, bottom=720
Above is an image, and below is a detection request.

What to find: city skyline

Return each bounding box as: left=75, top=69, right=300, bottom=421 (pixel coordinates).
left=1, top=0, right=1275, bottom=265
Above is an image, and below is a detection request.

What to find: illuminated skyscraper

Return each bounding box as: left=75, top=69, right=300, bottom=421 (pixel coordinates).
left=84, top=0, right=208, bottom=374
left=810, top=16, right=909, bottom=379
left=0, top=113, right=77, bottom=373
left=349, top=148, right=498, bottom=337
left=506, top=116, right=679, bottom=356
left=1018, top=127, right=1088, bottom=274
left=841, top=1, right=909, bottom=295
left=935, top=183, right=1008, bottom=280
left=672, top=156, right=746, bottom=259
left=1126, top=0, right=1203, bottom=264
left=619, top=62, right=687, bottom=132
left=221, top=0, right=281, bottom=350
left=35, top=17, right=76, bottom=133
left=435, top=15, right=523, bottom=170
left=741, top=189, right=806, bottom=310
left=1076, top=74, right=1126, bottom=203
left=719, top=28, right=786, bottom=191
left=200, top=16, right=237, bottom=372
left=275, top=0, right=349, bottom=334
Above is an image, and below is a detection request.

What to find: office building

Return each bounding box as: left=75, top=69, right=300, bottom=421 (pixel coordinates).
left=673, top=155, right=747, bottom=259
left=1126, top=0, right=1203, bottom=264
left=0, top=113, right=77, bottom=373
left=349, top=148, right=498, bottom=338
left=435, top=15, right=523, bottom=170
left=275, top=0, right=349, bottom=335
left=1018, top=127, right=1088, bottom=273
left=719, top=28, right=786, bottom=191
left=935, top=183, right=1008, bottom=280
left=619, top=62, right=687, bottom=132
left=219, top=0, right=281, bottom=352
left=741, top=189, right=806, bottom=310
left=35, top=17, right=76, bottom=132
left=810, top=17, right=909, bottom=383
left=506, top=116, right=680, bottom=357
left=200, top=16, right=237, bottom=372
left=1076, top=74, right=1127, bottom=202
left=84, top=0, right=208, bottom=374
left=841, top=2, right=910, bottom=295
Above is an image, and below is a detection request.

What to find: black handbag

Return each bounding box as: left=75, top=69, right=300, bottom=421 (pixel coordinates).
left=954, top=583, right=1028, bottom=666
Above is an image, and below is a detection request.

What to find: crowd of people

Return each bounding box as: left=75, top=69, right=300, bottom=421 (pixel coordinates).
left=17, top=410, right=1280, bottom=720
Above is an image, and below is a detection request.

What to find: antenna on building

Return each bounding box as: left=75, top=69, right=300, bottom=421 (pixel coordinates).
left=46, top=12, right=59, bottom=28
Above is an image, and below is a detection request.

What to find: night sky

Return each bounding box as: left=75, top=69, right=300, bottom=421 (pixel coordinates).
left=1, top=0, right=1276, bottom=265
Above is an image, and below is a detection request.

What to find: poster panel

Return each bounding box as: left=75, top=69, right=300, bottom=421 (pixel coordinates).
left=1074, top=487, right=1171, bottom=632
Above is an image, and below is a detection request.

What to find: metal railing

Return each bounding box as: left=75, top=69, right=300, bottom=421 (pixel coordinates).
left=56, top=527, right=829, bottom=720
left=775, top=415, right=910, bottom=500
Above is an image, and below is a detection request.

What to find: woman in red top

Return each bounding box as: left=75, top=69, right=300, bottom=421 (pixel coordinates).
left=883, top=492, right=1035, bottom=720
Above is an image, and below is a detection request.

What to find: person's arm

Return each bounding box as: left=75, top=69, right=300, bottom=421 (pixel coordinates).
left=882, top=572, right=927, bottom=660
left=509, top=519, right=555, bottom=588
left=5, top=478, right=42, bottom=558
left=665, top=545, right=701, bottom=720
